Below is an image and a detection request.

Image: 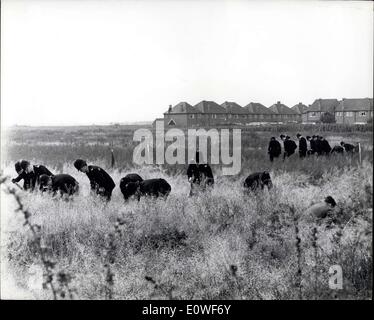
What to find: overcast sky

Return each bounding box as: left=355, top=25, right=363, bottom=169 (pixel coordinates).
left=1, top=0, right=373, bottom=126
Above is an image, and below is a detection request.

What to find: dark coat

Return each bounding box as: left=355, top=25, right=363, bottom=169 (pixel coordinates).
left=13, top=165, right=53, bottom=191
left=331, top=146, right=344, bottom=154
left=120, top=173, right=144, bottom=200
left=137, top=178, right=171, bottom=199
left=268, top=140, right=282, bottom=157
left=244, top=171, right=273, bottom=192
left=187, top=163, right=200, bottom=183
left=284, top=139, right=297, bottom=155
left=299, top=137, right=307, bottom=152
left=47, top=174, right=79, bottom=196
left=321, top=140, right=332, bottom=154
left=343, top=143, right=356, bottom=153
left=86, top=165, right=115, bottom=193
left=124, top=178, right=171, bottom=200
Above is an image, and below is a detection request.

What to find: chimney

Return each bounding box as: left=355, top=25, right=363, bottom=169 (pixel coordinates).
left=168, top=105, right=172, bottom=113
left=277, top=101, right=281, bottom=105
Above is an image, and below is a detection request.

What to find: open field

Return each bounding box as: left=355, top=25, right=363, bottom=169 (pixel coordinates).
left=1, top=124, right=372, bottom=299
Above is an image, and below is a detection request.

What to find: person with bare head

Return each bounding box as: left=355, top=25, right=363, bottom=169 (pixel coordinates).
left=12, top=160, right=53, bottom=191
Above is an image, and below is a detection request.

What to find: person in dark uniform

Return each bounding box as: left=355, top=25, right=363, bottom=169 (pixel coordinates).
left=268, top=137, right=282, bottom=162
left=296, top=133, right=307, bottom=158
left=74, top=159, right=115, bottom=201
left=331, top=145, right=344, bottom=154
left=320, top=136, right=332, bottom=155
left=39, top=174, right=79, bottom=197
left=315, top=136, right=324, bottom=156
left=187, top=151, right=214, bottom=196
left=12, top=160, right=53, bottom=191
left=281, top=135, right=297, bottom=160
left=340, top=141, right=356, bottom=153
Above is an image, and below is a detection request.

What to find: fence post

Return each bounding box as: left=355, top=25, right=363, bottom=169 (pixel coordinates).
left=358, top=142, right=362, bottom=165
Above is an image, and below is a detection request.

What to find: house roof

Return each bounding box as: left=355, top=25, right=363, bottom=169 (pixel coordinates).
left=269, top=102, right=298, bottom=115
left=243, top=102, right=275, bottom=114
left=335, top=98, right=373, bottom=111
left=164, top=102, right=201, bottom=114
left=194, top=100, right=226, bottom=113
left=221, top=101, right=247, bottom=114
left=292, top=103, right=309, bottom=114
left=308, top=99, right=339, bottom=113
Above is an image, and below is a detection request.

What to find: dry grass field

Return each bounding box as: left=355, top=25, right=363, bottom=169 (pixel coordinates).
left=0, top=124, right=372, bottom=300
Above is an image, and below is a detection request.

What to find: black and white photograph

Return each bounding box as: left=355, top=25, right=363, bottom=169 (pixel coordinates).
left=0, top=0, right=372, bottom=304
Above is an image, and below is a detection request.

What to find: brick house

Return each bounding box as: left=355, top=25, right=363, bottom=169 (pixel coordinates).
left=243, top=102, right=276, bottom=123
left=292, top=102, right=308, bottom=123
left=335, top=98, right=373, bottom=124
left=270, top=101, right=300, bottom=123
left=163, top=102, right=202, bottom=128
left=303, top=99, right=339, bottom=123
left=221, top=101, right=248, bottom=124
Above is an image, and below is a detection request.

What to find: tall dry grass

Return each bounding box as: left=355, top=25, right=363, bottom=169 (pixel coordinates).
left=1, top=157, right=372, bottom=299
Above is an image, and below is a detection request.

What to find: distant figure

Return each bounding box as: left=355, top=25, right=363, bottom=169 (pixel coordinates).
left=320, top=136, right=332, bottom=155
left=280, top=135, right=297, bottom=160
left=340, top=141, right=357, bottom=153
left=74, top=159, right=115, bottom=201
left=331, top=145, right=344, bottom=154
left=124, top=178, right=171, bottom=201
left=244, top=171, right=273, bottom=192
left=187, top=151, right=214, bottom=196
left=305, top=196, right=337, bottom=219
left=315, top=136, right=323, bottom=156
left=39, top=174, right=79, bottom=197
left=268, top=137, right=282, bottom=162
left=296, top=133, right=307, bottom=158
left=306, top=136, right=316, bottom=155
left=120, top=173, right=144, bottom=201
left=12, top=160, right=53, bottom=191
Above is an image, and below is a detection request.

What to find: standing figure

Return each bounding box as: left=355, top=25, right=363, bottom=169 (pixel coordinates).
left=296, top=133, right=307, bottom=158
left=268, top=137, right=282, bottom=162
left=315, top=136, right=323, bottom=156
left=74, top=159, right=115, bottom=201
left=280, top=135, right=297, bottom=160
left=320, top=136, right=332, bottom=155
left=12, top=160, right=53, bottom=191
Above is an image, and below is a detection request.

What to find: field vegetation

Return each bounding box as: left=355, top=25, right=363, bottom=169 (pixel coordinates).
left=0, top=124, right=372, bottom=299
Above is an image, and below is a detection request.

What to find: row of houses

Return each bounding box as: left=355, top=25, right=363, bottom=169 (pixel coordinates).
left=153, top=98, right=373, bottom=128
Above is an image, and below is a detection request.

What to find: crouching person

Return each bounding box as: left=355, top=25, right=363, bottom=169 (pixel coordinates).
left=39, top=174, right=79, bottom=198
left=74, top=159, right=115, bottom=201
left=123, top=178, right=171, bottom=201
left=12, top=160, right=54, bottom=191
left=244, top=171, right=273, bottom=192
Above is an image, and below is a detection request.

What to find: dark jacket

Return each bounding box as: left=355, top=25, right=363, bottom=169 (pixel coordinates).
left=331, top=146, right=344, bottom=154
left=50, top=174, right=79, bottom=195
left=86, top=165, right=115, bottom=192
left=343, top=143, right=356, bottom=153
left=321, top=140, right=332, bottom=154
left=187, top=163, right=201, bottom=183
left=268, top=140, right=282, bottom=156
left=284, top=139, right=297, bottom=155
left=299, top=137, right=307, bottom=152
left=13, top=165, right=53, bottom=190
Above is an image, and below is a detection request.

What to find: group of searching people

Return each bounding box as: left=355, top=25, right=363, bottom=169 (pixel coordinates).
left=267, top=133, right=358, bottom=162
